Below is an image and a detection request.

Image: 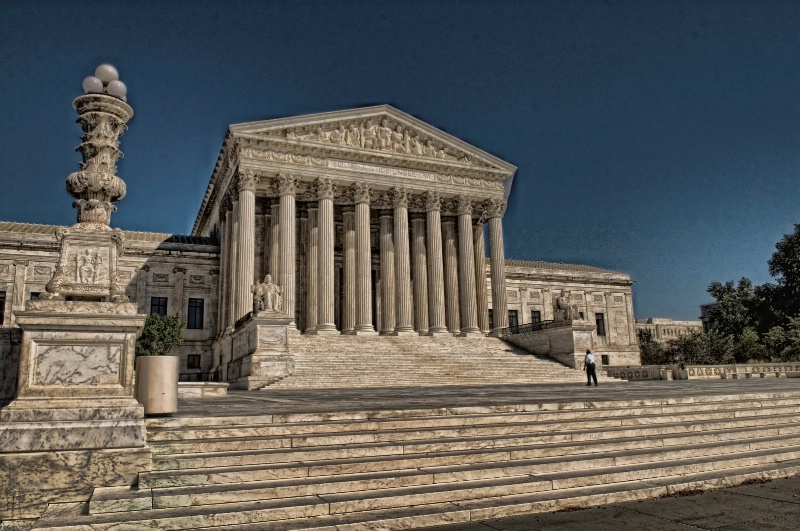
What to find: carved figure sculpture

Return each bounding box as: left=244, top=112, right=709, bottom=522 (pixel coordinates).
left=329, top=125, right=345, bottom=145
left=362, top=120, right=377, bottom=149
left=252, top=274, right=284, bottom=313
left=423, top=140, right=437, bottom=157
left=76, top=250, right=95, bottom=283
left=392, top=125, right=407, bottom=153
left=553, top=290, right=578, bottom=321
left=346, top=124, right=361, bottom=148
left=377, top=118, right=392, bottom=150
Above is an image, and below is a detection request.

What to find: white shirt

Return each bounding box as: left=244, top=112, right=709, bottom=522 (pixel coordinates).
left=585, top=353, right=596, bottom=365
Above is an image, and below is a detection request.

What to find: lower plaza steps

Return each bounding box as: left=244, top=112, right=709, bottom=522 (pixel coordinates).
left=31, top=385, right=800, bottom=530
left=269, top=335, right=592, bottom=388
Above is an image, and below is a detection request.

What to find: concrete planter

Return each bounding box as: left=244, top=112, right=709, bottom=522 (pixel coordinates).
left=135, top=356, right=178, bottom=416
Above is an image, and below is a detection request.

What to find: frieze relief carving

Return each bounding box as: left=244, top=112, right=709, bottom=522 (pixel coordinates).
left=34, top=266, right=51, bottom=276
left=153, top=273, right=169, bottom=283
left=190, top=275, right=205, bottom=284
left=0, top=264, right=9, bottom=276
left=240, top=148, right=505, bottom=191
left=613, top=295, right=624, bottom=303
left=283, top=116, right=480, bottom=166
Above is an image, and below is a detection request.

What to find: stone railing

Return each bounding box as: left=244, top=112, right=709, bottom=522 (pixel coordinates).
left=605, top=362, right=800, bottom=381
left=497, top=320, right=558, bottom=338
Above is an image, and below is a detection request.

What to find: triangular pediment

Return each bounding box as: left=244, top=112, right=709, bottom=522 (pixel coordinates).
left=229, top=105, right=516, bottom=174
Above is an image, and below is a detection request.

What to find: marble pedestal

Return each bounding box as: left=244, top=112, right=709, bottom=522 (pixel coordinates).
left=502, top=320, right=597, bottom=369
left=226, top=311, right=294, bottom=390
left=0, top=300, right=149, bottom=520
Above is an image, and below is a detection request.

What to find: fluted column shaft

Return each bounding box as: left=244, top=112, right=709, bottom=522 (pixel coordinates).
left=425, top=193, right=448, bottom=335
left=235, top=172, right=258, bottom=321
left=342, top=210, right=356, bottom=334
left=278, top=175, right=298, bottom=328
left=305, top=208, right=318, bottom=333
left=270, top=203, right=280, bottom=277
left=353, top=183, right=376, bottom=334
left=442, top=220, right=460, bottom=334
left=228, top=203, right=239, bottom=329
left=379, top=212, right=396, bottom=334
left=411, top=216, right=429, bottom=334
left=392, top=189, right=414, bottom=334
left=316, top=179, right=337, bottom=333
left=457, top=208, right=480, bottom=335
left=488, top=206, right=508, bottom=332
left=474, top=222, right=489, bottom=333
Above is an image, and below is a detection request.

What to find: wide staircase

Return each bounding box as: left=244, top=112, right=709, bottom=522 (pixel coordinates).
left=270, top=335, right=589, bottom=388
left=33, top=389, right=800, bottom=529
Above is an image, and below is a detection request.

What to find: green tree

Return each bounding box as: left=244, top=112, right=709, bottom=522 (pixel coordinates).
left=732, top=327, right=766, bottom=363
left=706, top=278, right=757, bottom=338
left=665, top=330, right=733, bottom=366
left=637, top=328, right=667, bottom=365
left=766, top=224, right=800, bottom=325
left=135, top=313, right=186, bottom=357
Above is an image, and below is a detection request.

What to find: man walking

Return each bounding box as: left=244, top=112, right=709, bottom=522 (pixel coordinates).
left=584, top=349, right=598, bottom=386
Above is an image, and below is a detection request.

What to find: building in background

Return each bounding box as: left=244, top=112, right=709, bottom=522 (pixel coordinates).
left=635, top=317, right=703, bottom=342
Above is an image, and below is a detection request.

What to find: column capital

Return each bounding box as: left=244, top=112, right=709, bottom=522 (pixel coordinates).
left=424, top=191, right=442, bottom=212
left=13, top=259, right=29, bottom=267
left=312, top=177, right=336, bottom=200
left=483, top=198, right=505, bottom=218
left=390, top=186, right=410, bottom=208
left=352, top=181, right=373, bottom=204
left=220, top=188, right=234, bottom=213
left=237, top=168, right=259, bottom=192
left=456, top=194, right=474, bottom=216
left=276, top=173, right=299, bottom=196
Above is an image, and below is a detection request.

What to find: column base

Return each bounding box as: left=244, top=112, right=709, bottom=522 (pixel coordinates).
left=308, top=327, right=339, bottom=335
left=391, top=330, right=418, bottom=337
left=459, top=329, right=485, bottom=338
left=427, top=328, right=451, bottom=337
left=352, top=328, right=378, bottom=336
left=340, top=329, right=354, bottom=335
left=417, top=329, right=429, bottom=336
left=489, top=328, right=505, bottom=337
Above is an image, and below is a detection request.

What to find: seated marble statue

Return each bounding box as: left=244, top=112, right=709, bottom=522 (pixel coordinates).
left=252, top=274, right=283, bottom=313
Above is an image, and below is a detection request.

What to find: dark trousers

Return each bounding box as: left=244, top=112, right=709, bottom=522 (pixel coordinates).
left=586, top=363, right=598, bottom=385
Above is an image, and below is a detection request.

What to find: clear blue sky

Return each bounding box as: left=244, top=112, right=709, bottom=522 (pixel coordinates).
left=1, top=0, right=799, bottom=321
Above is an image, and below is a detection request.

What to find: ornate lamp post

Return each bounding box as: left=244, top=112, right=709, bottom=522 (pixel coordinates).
left=43, top=65, right=133, bottom=300
left=68, top=64, right=132, bottom=227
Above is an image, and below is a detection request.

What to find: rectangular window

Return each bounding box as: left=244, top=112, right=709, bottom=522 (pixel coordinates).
left=595, top=313, right=606, bottom=337
left=187, top=354, right=201, bottom=370
left=531, top=310, right=541, bottom=324
left=150, top=296, right=168, bottom=316
left=601, top=355, right=610, bottom=365
left=579, top=312, right=585, bottom=320
left=187, top=298, right=204, bottom=329
left=508, top=310, right=519, bottom=328
left=0, top=291, right=5, bottom=325
left=488, top=309, right=494, bottom=330
left=29, top=292, right=40, bottom=301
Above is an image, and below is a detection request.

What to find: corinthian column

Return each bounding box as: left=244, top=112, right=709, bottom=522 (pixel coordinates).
left=474, top=221, right=489, bottom=333
left=353, top=182, right=377, bottom=334
left=391, top=187, right=415, bottom=335
left=342, top=209, right=356, bottom=334
left=411, top=214, right=429, bottom=334
left=486, top=199, right=508, bottom=333
left=305, top=207, right=318, bottom=333
left=315, top=178, right=337, bottom=334
left=425, top=191, right=448, bottom=335
left=442, top=218, right=461, bottom=334
left=277, top=174, right=298, bottom=329
left=228, top=199, right=239, bottom=329
left=379, top=209, right=396, bottom=335
left=456, top=196, right=481, bottom=336
left=235, top=170, right=258, bottom=321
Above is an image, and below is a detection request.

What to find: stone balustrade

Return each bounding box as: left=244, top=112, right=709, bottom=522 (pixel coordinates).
left=605, top=362, right=800, bottom=381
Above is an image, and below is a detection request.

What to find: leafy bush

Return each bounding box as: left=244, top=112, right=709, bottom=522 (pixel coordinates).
left=135, top=313, right=186, bottom=356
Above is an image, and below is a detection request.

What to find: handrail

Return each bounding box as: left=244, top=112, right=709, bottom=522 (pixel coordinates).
left=234, top=311, right=254, bottom=329
left=498, top=320, right=557, bottom=338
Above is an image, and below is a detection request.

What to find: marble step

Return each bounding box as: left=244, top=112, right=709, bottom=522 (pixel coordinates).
left=148, top=410, right=800, bottom=455
left=34, top=459, right=800, bottom=530
left=88, top=446, right=800, bottom=517
left=152, top=419, right=800, bottom=471
left=145, top=394, right=800, bottom=430
left=145, top=401, right=800, bottom=442
left=140, top=428, right=800, bottom=488
left=125, top=437, right=800, bottom=512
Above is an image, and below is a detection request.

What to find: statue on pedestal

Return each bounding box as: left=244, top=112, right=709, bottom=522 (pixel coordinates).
left=252, top=274, right=283, bottom=313
left=554, top=290, right=580, bottom=321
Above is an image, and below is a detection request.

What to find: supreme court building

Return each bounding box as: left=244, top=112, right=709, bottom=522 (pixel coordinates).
left=0, top=105, right=640, bottom=397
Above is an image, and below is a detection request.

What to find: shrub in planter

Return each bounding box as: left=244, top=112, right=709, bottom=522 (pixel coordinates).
left=135, top=313, right=186, bottom=415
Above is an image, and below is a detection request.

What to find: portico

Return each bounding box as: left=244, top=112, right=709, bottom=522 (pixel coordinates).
left=195, top=106, right=516, bottom=351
